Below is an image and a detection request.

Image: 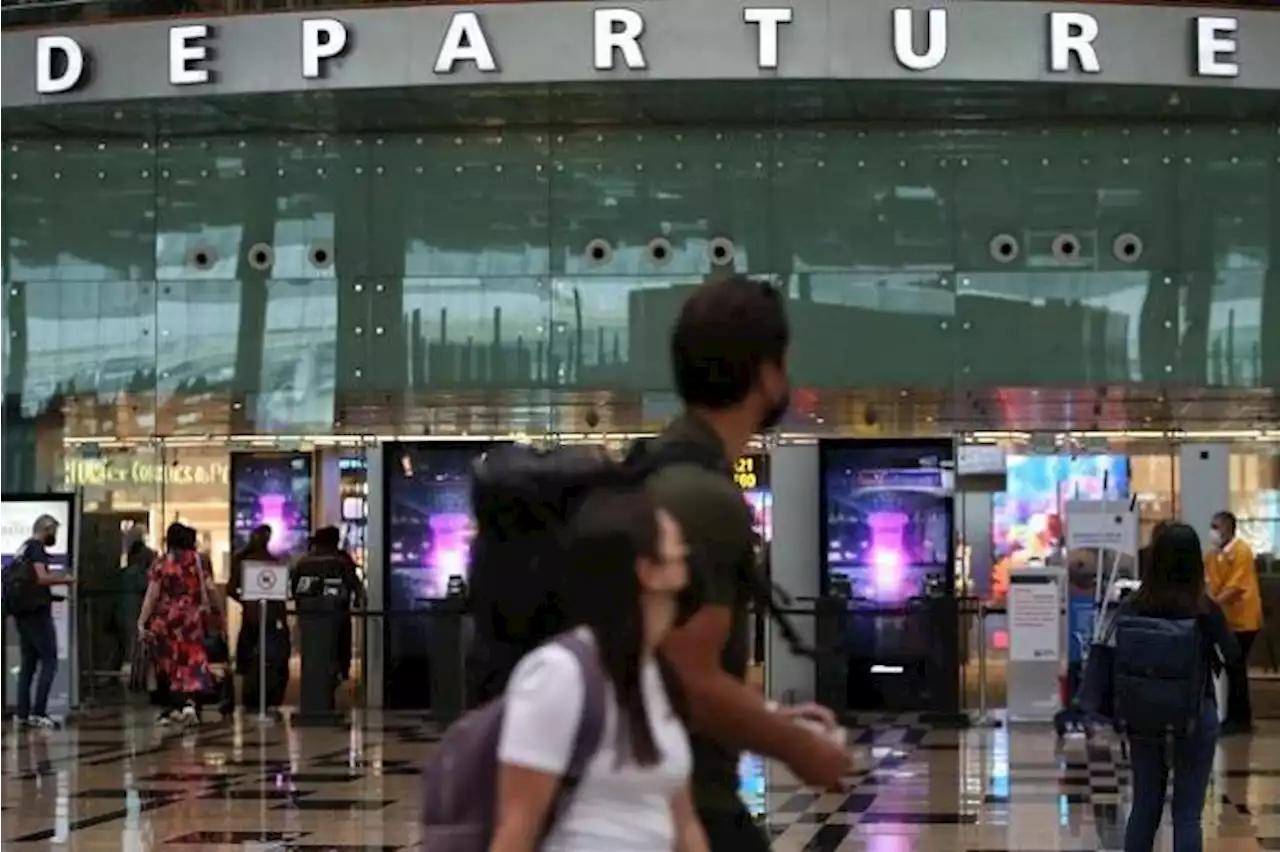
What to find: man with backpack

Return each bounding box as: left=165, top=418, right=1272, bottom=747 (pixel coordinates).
left=3, top=514, right=75, bottom=728
left=646, top=276, right=849, bottom=850
left=462, top=276, right=848, bottom=850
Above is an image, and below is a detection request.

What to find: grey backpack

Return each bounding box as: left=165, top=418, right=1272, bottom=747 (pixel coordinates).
left=420, top=632, right=607, bottom=851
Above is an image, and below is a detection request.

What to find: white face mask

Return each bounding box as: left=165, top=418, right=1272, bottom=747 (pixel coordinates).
left=1208, top=529, right=1223, bottom=547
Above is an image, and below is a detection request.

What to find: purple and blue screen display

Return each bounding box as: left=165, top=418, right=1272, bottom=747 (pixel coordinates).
left=231, top=453, right=313, bottom=556
left=822, top=444, right=953, bottom=603
left=387, top=445, right=490, bottom=609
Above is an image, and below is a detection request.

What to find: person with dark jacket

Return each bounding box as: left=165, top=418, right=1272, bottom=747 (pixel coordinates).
left=8, top=514, right=75, bottom=729
left=1118, top=522, right=1239, bottom=852
left=291, top=526, right=363, bottom=685
left=227, top=525, right=290, bottom=710
left=118, top=531, right=155, bottom=669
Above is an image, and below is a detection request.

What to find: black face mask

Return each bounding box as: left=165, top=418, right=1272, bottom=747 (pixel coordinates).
left=41, top=533, right=56, bottom=547
left=758, top=383, right=791, bottom=433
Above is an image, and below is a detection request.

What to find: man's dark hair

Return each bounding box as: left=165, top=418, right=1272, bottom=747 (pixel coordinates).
left=1213, top=511, right=1238, bottom=536
left=670, top=275, right=789, bottom=409
left=313, top=526, right=341, bottom=550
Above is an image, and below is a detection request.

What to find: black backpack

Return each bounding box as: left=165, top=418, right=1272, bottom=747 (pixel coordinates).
left=464, top=439, right=810, bottom=704
left=2, top=543, right=43, bottom=617
left=1111, top=613, right=1207, bottom=738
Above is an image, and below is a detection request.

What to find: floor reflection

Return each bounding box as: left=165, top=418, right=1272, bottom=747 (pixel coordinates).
left=2, top=710, right=1279, bottom=851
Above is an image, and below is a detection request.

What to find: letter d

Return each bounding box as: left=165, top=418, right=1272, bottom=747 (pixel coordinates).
left=36, top=35, right=85, bottom=94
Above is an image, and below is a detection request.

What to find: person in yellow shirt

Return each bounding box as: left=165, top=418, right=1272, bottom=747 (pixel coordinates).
left=1205, top=511, right=1262, bottom=734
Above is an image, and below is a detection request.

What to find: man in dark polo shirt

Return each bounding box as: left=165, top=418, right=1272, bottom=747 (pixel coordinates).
left=7, top=514, right=75, bottom=728
left=651, top=275, right=849, bottom=851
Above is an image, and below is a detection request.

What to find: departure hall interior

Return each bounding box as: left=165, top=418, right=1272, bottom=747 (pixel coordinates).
left=4, top=0, right=1280, bottom=848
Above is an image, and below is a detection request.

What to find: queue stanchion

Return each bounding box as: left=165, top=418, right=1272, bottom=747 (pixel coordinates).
left=973, top=600, right=998, bottom=728
left=242, top=560, right=289, bottom=726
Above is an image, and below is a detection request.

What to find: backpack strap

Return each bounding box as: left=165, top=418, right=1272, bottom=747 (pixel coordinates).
left=539, top=631, right=608, bottom=840
left=628, top=438, right=815, bottom=658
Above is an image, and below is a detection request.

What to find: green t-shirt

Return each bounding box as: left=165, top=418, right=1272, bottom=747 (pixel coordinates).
left=645, top=415, right=759, bottom=813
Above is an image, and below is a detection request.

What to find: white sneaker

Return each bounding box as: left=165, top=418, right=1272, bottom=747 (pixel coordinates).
left=178, top=705, right=200, bottom=727
left=26, top=715, right=61, bottom=730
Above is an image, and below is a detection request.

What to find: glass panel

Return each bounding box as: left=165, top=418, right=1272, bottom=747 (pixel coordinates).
left=68, top=441, right=166, bottom=706
left=1178, top=127, right=1273, bottom=388
left=252, top=279, right=341, bottom=432
left=1231, top=447, right=1280, bottom=562
left=955, top=127, right=1178, bottom=386
left=397, top=277, right=552, bottom=392
left=548, top=130, right=772, bottom=389
left=772, top=130, right=955, bottom=388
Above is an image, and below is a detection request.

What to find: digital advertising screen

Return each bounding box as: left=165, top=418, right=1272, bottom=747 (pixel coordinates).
left=735, top=453, right=773, bottom=544
left=230, top=452, right=314, bottom=557
left=992, top=454, right=1130, bottom=561
left=386, top=443, right=490, bottom=610
left=821, top=440, right=954, bottom=603
left=2, top=494, right=76, bottom=716
left=987, top=453, right=1129, bottom=604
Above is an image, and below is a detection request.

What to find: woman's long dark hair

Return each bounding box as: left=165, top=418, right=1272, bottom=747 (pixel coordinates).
left=1130, top=522, right=1209, bottom=615
left=561, top=487, right=688, bottom=767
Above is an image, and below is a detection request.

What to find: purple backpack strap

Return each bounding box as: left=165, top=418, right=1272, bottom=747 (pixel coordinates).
left=540, top=631, right=608, bottom=837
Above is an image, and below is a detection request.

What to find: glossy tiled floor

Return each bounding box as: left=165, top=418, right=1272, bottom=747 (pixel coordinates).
left=3, top=710, right=1279, bottom=851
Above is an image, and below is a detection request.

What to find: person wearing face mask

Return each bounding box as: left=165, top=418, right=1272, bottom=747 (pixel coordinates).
left=6, top=515, right=75, bottom=729
left=1205, top=511, right=1262, bottom=734
left=643, top=275, right=849, bottom=852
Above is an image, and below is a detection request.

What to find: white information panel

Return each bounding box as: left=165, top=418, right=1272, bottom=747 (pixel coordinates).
left=242, top=561, right=290, bottom=602
left=1008, top=569, right=1064, bottom=663
left=1065, top=499, right=1139, bottom=556
left=1006, top=567, right=1065, bottom=722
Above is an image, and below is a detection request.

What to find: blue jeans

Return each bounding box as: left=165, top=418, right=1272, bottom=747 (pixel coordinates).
left=1124, top=705, right=1219, bottom=852
left=15, top=609, right=59, bottom=718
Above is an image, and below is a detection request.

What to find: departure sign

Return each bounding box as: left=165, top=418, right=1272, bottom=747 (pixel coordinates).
left=734, top=456, right=761, bottom=491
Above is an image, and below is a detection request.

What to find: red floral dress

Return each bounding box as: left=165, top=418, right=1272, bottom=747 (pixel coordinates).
left=145, top=551, right=213, bottom=694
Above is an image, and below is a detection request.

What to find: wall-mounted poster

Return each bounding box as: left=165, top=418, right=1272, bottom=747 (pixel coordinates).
left=230, top=453, right=314, bottom=557
left=821, top=440, right=955, bottom=602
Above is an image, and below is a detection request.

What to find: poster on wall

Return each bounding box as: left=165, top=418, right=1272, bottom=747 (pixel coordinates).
left=230, top=453, right=314, bottom=557
left=2, top=494, right=77, bottom=716
left=821, top=440, right=954, bottom=602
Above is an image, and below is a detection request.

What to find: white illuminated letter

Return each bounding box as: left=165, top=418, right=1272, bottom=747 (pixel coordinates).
left=435, top=11, right=497, bottom=73
left=594, top=9, right=646, bottom=70
left=302, top=18, right=348, bottom=79
left=35, top=35, right=85, bottom=94
left=743, top=8, right=792, bottom=70
left=1195, top=17, right=1238, bottom=78
left=1048, top=12, right=1099, bottom=73
left=169, top=24, right=213, bottom=85
left=892, top=8, right=947, bottom=72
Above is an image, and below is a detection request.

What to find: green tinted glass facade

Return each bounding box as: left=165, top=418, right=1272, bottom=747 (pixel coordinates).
left=4, top=124, right=1278, bottom=435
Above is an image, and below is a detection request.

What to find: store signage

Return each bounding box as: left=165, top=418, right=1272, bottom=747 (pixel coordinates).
left=26, top=5, right=1248, bottom=97
left=62, top=457, right=231, bottom=488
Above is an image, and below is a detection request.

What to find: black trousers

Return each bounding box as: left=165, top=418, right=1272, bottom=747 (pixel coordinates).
left=699, top=804, right=771, bottom=852
left=14, top=609, right=59, bottom=719
left=1225, top=630, right=1258, bottom=728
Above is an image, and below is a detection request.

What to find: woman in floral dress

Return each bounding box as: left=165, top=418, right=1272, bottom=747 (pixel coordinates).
left=136, top=522, right=222, bottom=726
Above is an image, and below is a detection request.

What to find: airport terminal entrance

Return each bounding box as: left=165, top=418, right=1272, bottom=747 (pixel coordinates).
left=43, top=428, right=1279, bottom=720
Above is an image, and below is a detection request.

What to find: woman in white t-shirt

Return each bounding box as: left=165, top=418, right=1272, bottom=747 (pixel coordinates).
left=488, top=487, right=708, bottom=852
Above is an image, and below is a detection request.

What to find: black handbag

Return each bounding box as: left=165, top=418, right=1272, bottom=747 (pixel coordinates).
left=1078, top=633, right=1116, bottom=720
left=128, top=639, right=155, bottom=694
left=195, top=554, right=230, bottom=664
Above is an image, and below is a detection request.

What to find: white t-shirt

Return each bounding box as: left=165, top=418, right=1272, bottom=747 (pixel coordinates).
left=497, top=630, right=692, bottom=852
